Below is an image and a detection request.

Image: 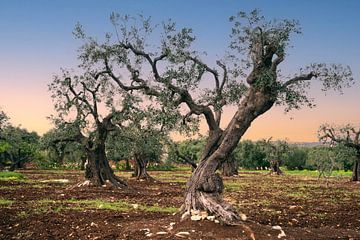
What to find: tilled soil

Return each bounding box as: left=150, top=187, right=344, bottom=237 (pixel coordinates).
left=0, top=170, right=359, bottom=240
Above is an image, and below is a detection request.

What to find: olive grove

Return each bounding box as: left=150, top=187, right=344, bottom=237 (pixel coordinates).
left=56, top=10, right=354, bottom=224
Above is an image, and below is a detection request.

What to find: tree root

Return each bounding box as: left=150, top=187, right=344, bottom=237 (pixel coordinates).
left=182, top=190, right=241, bottom=225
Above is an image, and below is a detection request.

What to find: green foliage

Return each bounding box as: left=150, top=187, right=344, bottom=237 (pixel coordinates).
left=165, top=138, right=206, bottom=165
left=0, top=171, right=26, bottom=180
left=0, top=125, right=41, bottom=169
left=283, top=145, right=308, bottom=170
left=234, top=140, right=268, bottom=169
left=306, top=145, right=353, bottom=178
left=40, top=128, right=85, bottom=168
left=0, top=198, right=13, bottom=205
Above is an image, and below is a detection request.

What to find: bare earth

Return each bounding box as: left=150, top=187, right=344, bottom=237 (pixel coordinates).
left=0, top=170, right=359, bottom=239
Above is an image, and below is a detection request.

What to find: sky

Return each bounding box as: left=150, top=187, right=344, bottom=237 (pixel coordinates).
left=0, top=0, right=359, bottom=142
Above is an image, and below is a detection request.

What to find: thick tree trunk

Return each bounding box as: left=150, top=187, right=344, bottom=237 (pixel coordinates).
left=182, top=89, right=276, bottom=225
left=221, top=155, right=238, bottom=176
left=80, top=155, right=87, bottom=170
left=269, top=159, right=283, bottom=175
left=133, top=154, right=154, bottom=181
left=352, top=157, right=360, bottom=181
left=83, top=144, right=127, bottom=188
left=125, top=158, right=131, bottom=171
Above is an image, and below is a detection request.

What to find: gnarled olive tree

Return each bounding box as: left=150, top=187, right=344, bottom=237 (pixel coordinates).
left=49, top=70, right=133, bottom=188
left=72, top=10, right=353, bottom=224
left=319, top=124, right=360, bottom=181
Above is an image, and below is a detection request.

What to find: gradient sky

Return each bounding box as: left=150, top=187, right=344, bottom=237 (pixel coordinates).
left=0, top=0, right=359, bottom=142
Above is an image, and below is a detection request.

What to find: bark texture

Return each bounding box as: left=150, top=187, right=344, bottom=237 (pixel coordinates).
left=84, top=143, right=127, bottom=187
left=269, top=159, right=283, bottom=175
left=182, top=89, right=276, bottom=225
left=221, top=155, right=238, bottom=176
left=132, top=153, right=154, bottom=181
left=352, top=156, right=360, bottom=181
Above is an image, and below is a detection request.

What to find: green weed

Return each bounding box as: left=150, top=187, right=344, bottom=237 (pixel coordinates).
left=0, top=171, right=26, bottom=181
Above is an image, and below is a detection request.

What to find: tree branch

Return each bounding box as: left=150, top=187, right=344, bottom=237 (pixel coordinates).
left=282, top=72, right=317, bottom=88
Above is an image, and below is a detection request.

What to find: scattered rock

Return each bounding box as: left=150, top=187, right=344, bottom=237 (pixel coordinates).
left=206, top=216, right=215, bottom=221
left=132, top=204, right=139, bottom=209
left=214, top=220, right=220, bottom=224
left=289, top=205, right=303, bottom=210
left=166, top=222, right=176, bottom=230
left=271, top=225, right=286, bottom=239
left=190, top=215, right=202, bottom=221
left=156, top=232, right=167, bottom=235
left=90, top=222, right=98, bottom=227
left=175, top=231, right=190, bottom=238
left=145, top=233, right=153, bottom=237
left=190, top=209, right=200, bottom=216
left=200, top=211, right=208, bottom=219
left=240, top=213, right=247, bottom=221
left=278, top=230, right=286, bottom=239
left=272, top=225, right=282, bottom=230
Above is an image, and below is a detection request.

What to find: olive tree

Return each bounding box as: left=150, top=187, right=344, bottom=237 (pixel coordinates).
left=41, top=128, right=85, bottom=169
left=108, top=111, right=165, bottom=181
left=308, top=145, right=355, bottom=179
left=319, top=124, right=360, bottom=181
left=71, top=10, right=353, bottom=224
left=48, top=70, right=136, bottom=187
left=260, top=139, right=289, bottom=175
left=0, top=126, right=40, bottom=171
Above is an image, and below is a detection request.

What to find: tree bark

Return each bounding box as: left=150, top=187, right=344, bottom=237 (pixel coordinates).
left=221, top=154, right=238, bottom=176
left=132, top=153, right=154, bottom=181
left=352, top=156, right=360, bottom=181
left=182, top=88, right=276, bottom=225
left=125, top=158, right=131, bottom=171
left=269, top=159, right=283, bottom=175
left=80, top=155, right=87, bottom=170
left=83, top=143, right=127, bottom=188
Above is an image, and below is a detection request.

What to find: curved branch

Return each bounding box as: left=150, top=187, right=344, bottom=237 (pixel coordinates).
left=282, top=72, right=316, bottom=88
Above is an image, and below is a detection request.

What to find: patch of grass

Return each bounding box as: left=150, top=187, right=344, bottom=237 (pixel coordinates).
left=225, top=182, right=247, bottom=191
left=140, top=204, right=178, bottom=213
left=32, top=198, right=178, bottom=214
left=285, top=170, right=352, bottom=178
left=0, top=198, right=13, bottom=205
left=0, top=171, right=26, bottom=181
left=67, top=199, right=132, bottom=211
left=17, top=211, right=29, bottom=219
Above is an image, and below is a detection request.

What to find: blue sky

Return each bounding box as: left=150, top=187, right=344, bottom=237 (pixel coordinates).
left=0, top=0, right=359, bottom=140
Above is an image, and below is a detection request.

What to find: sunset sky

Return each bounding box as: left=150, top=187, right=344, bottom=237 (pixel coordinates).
left=0, top=0, right=359, bottom=142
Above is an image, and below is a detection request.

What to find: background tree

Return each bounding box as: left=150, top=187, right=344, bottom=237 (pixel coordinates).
left=49, top=70, right=134, bottom=187
left=71, top=10, right=354, bottom=224
left=0, top=110, right=9, bottom=131
left=283, top=145, right=308, bottom=170
left=40, top=128, right=85, bottom=169
left=307, top=145, right=354, bottom=179
left=235, top=140, right=268, bottom=170
left=166, top=139, right=205, bottom=170
left=260, top=139, right=289, bottom=175
left=0, top=126, right=40, bottom=171
left=319, top=124, right=360, bottom=181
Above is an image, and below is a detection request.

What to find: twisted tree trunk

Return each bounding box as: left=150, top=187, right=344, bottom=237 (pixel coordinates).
left=352, top=155, right=360, bottom=181
left=133, top=153, right=154, bottom=181
left=84, top=143, right=127, bottom=188
left=182, top=89, right=275, bottom=225
left=269, top=159, right=283, bottom=175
